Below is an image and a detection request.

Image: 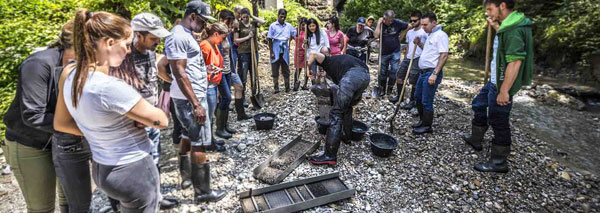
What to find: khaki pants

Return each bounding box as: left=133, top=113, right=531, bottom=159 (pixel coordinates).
left=2, top=139, right=66, bottom=213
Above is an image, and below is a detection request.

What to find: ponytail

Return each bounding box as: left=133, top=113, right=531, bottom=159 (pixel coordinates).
left=200, top=22, right=229, bottom=41
left=70, top=9, right=132, bottom=107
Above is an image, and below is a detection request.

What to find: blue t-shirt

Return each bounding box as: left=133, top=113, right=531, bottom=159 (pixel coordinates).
left=381, top=19, right=408, bottom=55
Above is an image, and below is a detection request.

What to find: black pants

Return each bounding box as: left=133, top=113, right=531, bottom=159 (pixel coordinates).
left=52, top=132, right=92, bottom=213
left=170, top=98, right=183, bottom=144
left=330, top=67, right=370, bottom=135
left=271, top=54, right=290, bottom=79
left=93, top=155, right=160, bottom=213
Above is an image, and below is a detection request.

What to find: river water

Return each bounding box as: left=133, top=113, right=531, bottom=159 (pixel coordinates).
left=442, top=57, right=600, bottom=175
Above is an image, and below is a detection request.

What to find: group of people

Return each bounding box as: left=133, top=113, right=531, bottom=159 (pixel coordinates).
left=1, top=0, right=533, bottom=212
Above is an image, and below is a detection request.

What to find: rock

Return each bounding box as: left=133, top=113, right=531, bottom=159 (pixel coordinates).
left=559, top=171, right=571, bottom=180
left=474, top=179, right=482, bottom=187
left=237, top=143, right=247, bottom=152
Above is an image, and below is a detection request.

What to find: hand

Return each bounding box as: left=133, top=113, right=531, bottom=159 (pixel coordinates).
left=207, top=64, right=222, bottom=74
left=248, top=31, right=254, bottom=38
left=428, top=73, right=437, bottom=85
left=407, top=23, right=415, bottom=30
left=318, top=70, right=326, bottom=78
left=413, top=37, right=421, bottom=46
left=193, top=105, right=207, bottom=124
left=396, top=78, right=404, bottom=84
left=486, top=17, right=500, bottom=31
left=134, top=121, right=146, bottom=129
left=270, top=52, right=275, bottom=60
left=497, top=91, right=510, bottom=106
left=308, top=72, right=315, bottom=81
left=378, top=17, right=383, bottom=26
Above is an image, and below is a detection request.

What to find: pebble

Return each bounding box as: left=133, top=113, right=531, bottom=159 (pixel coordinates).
left=237, top=143, right=247, bottom=152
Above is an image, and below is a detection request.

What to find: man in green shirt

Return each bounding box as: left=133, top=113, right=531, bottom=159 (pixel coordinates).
left=462, top=0, right=534, bottom=173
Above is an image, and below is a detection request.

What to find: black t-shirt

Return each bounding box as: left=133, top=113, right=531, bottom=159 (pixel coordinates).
left=346, top=26, right=374, bottom=48
left=381, top=19, right=408, bottom=55
left=318, top=55, right=368, bottom=84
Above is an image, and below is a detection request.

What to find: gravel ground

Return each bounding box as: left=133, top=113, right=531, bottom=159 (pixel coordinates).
left=1, top=50, right=599, bottom=212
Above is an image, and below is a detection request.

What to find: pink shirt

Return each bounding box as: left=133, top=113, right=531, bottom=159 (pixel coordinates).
left=327, top=30, right=344, bottom=55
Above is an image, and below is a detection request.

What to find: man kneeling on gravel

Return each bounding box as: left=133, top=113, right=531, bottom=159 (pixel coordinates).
left=307, top=49, right=370, bottom=165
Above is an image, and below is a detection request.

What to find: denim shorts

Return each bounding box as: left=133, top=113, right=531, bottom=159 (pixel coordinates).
left=172, top=98, right=211, bottom=147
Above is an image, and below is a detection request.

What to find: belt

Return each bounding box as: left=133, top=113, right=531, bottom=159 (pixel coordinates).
left=420, top=68, right=435, bottom=73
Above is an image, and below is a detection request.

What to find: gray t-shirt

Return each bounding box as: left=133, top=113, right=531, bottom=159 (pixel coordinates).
left=131, top=47, right=158, bottom=106
left=490, top=36, right=499, bottom=84
left=165, top=25, right=208, bottom=100
left=63, top=71, right=150, bottom=166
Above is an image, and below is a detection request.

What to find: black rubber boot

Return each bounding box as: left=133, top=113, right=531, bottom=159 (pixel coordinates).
left=191, top=163, right=227, bottom=203
left=380, top=79, right=387, bottom=97
left=273, top=77, right=280, bottom=94
left=59, top=205, right=69, bottom=213
left=235, top=99, right=252, bottom=121
left=223, top=110, right=237, bottom=134
left=215, top=109, right=232, bottom=139
left=402, top=88, right=417, bottom=110
left=411, top=103, right=424, bottom=128
left=159, top=197, right=179, bottom=210
left=412, top=110, right=433, bottom=134
left=461, top=125, right=489, bottom=151
left=386, top=78, right=394, bottom=96
left=284, top=77, right=291, bottom=93
left=474, top=144, right=510, bottom=173
left=179, top=155, right=192, bottom=189
left=389, top=83, right=402, bottom=103
left=293, top=70, right=301, bottom=91
left=341, top=108, right=353, bottom=145
left=310, top=117, right=342, bottom=165
left=302, top=74, right=309, bottom=90
left=242, top=93, right=249, bottom=107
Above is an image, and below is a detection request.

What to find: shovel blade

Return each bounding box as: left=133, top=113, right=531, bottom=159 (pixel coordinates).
left=251, top=93, right=265, bottom=109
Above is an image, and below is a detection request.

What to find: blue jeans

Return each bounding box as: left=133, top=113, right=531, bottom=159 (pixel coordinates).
left=414, top=69, right=443, bottom=111
left=207, top=87, right=218, bottom=123
left=379, top=50, right=402, bottom=82
left=472, top=82, right=513, bottom=146
left=217, top=77, right=232, bottom=110
left=172, top=98, right=211, bottom=146
left=145, top=127, right=161, bottom=166
left=238, top=53, right=251, bottom=87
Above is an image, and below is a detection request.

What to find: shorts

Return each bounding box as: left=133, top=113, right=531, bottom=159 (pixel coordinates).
left=397, top=57, right=421, bottom=85
left=172, top=98, right=211, bottom=147
left=225, top=71, right=242, bottom=86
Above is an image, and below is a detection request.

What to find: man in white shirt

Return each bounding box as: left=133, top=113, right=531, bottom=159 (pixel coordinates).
left=389, top=11, right=428, bottom=110
left=412, top=12, right=449, bottom=135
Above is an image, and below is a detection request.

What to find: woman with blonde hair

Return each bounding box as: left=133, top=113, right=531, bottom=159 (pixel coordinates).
left=54, top=9, right=168, bottom=211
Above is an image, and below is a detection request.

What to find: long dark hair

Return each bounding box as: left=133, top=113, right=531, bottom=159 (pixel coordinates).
left=329, top=16, right=340, bottom=32
left=306, top=18, right=321, bottom=45
left=72, top=9, right=132, bottom=107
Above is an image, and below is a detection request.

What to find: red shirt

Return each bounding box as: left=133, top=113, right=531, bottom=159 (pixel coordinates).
left=200, top=40, right=223, bottom=84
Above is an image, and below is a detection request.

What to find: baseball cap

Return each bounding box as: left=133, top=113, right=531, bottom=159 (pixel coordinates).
left=186, top=0, right=217, bottom=22
left=131, top=13, right=171, bottom=38
left=357, top=17, right=366, bottom=25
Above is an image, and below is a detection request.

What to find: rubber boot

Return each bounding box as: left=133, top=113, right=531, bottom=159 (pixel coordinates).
left=235, top=99, right=252, bottom=120
left=412, top=110, right=433, bottom=134
left=59, top=205, right=69, bottom=213
left=380, top=79, right=387, bottom=97
left=207, top=123, right=227, bottom=152
left=388, top=83, right=402, bottom=103
left=386, top=78, right=394, bottom=96
left=273, top=77, right=280, bottom=94
left=293, top=70, right=301, bottom=91
left=242, top=92, right=249, bottom=107
left=191, top=163, right=227, bottom=203
left=461, top=125, right=489, bottom=151
left=411, top=103, right=424, bottom=128
left=310, top=117, right=342, bottom=165
left=341, top=108, right=353, bottom=145
left=159, top=197, right=179, bottom=210
left=215, top=109, right=232, bottom=139
left=284, top=77, right=291, bottom=93
left=302, top=74, right=309, bottom=90
left=401, top=88, right=417, bottom=110
left=223, top=110, right=237, bottom=134
left=179, top=155, right=192, bottom=189
left=474, top=144, right=510, bottom=173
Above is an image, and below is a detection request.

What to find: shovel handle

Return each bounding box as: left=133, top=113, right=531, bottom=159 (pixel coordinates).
left=387, top=43, right=418, bottom=128
left=484, top=24, right=492, bottom=84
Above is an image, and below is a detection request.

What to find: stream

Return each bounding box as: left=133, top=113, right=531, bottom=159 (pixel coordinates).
left=442, top=57, right=600, bottom=175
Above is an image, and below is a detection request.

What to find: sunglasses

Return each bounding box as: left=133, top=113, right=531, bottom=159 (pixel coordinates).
left=410, top=19, right=419, bottom=23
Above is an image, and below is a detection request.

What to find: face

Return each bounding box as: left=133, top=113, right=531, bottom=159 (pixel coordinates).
left=420, top=18, right=435, bottom=33
left=278, top=14, right=286, bottom=24
left=241, top=14, right=250, bottom=23
left=357, top=24, right=364, bottom=32
left=410, top=16, right=420, bottom=28
left=190, top=14, right=206, bottom=33
left=136, top=32, right=161, bottom=51
left=486, top=3, right=501, bottom=22
left=367, top=19, right=374, bottom=26
left=384, top=16, right=394, bottom=25
left=106, top=32, right=133, bottom=67
left=212, top=32, right=227, bottom=44
left=309, top=23, right=317, bottom=33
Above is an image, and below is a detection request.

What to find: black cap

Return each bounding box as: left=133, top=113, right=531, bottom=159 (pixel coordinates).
left=185, top=0, right=216, bottom=22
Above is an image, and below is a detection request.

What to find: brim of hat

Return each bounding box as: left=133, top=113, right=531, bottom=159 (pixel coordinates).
left=202, top=15, right=217, bottom=22
left=149, top=28, right=172, bottom=38
left=357, top=22, right=365, bottom=25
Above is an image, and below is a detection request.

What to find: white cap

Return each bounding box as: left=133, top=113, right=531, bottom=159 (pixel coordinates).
left=131, top=13, right=171, bottom=38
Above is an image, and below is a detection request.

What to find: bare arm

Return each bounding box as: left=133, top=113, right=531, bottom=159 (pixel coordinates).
left=53, top=64, right=83, bottom=136
left=169, top=59, right=206, bottom=123
left=340, top=33, right=346, bottom=54
left=124, top=99, right=168, bottom=129
left=251, top=15, right=266, bottom=26
left=156, top=54, right=172, bottom=83
left=497, top=60, right=522, bottom=105
left=234, top=31, right=253, bottom=44
left=434, top=52, right=449, bottom=74
left=374, top=18, right=383, bottom=38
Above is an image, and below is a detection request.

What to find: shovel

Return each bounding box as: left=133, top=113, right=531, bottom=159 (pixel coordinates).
left=293, top=25, right=302, bottom=91
left=250, top=37, right=265, bottom=109
left=372, top=33, right=384, bottom=98
left=484, top=24, right=493, bottom=84
left=387, top=44, right=418, bottom=133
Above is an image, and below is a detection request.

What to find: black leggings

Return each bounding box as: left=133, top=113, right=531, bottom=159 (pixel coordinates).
left=52, top=132, right=92, bottom=213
